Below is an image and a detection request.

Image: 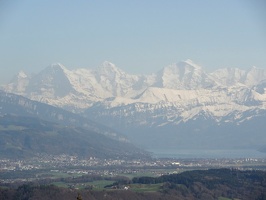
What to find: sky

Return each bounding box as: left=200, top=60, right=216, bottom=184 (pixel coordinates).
left=0, top=0, right=266, bottom=84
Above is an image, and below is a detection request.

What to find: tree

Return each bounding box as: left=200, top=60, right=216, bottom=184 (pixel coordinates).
left=76, top=193, right=82, bottom=200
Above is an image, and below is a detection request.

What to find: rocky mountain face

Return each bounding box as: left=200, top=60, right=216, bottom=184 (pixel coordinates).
left=2, top=60, right=266, bottom=150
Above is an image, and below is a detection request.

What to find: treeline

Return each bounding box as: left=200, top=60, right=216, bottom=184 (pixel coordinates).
left=132, top=168, right=266, bottom=200
left=133, top=168, right=266, bottom=186
left=0, top=184, right=195, bottom=200
left=1, top=173, right=130, bottom=189
left=0, top=169, right=266, bottom=200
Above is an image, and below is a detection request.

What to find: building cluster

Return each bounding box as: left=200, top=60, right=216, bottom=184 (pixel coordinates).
left=1, top=154, right=265, bottom=173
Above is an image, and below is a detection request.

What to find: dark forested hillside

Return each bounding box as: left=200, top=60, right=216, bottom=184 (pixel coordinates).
left=132, top=168, right=266, bottom=200
left=1, top=169, right=265, bottom=200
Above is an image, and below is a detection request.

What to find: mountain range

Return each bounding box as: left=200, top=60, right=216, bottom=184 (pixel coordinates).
left=2, top=60, right=266, bottom=151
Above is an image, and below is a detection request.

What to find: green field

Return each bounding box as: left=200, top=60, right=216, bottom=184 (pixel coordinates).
left=51, top=180, right=115, bottom=190
left=129, top=183, right=161, bottom=192
left=90, top=180, right=115, bottom=190
left=51, top=182, right=69, bottom=188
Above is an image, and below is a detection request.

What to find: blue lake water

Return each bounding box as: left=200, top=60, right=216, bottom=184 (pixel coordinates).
left=148, top=149, right=266, bottom=159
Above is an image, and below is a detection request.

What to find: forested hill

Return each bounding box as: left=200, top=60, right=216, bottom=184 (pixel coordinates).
left=1, top=169, right=265, bottom=200
left=132, top=168, right=266, bottom=199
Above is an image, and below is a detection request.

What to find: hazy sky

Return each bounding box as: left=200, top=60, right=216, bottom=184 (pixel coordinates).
left=0, top=0, right=265, bottom=84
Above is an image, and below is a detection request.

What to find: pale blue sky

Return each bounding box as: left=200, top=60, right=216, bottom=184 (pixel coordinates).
left=0, top=0, right=265, bottom=84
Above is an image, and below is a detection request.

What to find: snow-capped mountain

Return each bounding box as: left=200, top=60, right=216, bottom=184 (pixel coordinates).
left=210, top=66, right=266, bottom=87
left=5, top=60, right=266, bottom=109
left=4, top=70, right=30, bottom=95
left=4, top=61, right=157, bottom=111
left=2, top=60, right=266, bottom=150
left=153, top=60, right=216, bottom=89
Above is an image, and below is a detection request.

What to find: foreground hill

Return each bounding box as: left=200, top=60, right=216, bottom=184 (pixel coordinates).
left=0, top=114, right=147, bottom=159
left=1, top=169, right=265, bottom=200
left=0, top=91, right=148, bottom=159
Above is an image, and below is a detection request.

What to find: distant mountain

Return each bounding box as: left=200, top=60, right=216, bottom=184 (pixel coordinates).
left=0, top=114, right=147, bottom=159
left=0, top=90, right=128, bottom=142
left=153, top=60, right=216, bottom=89
left=210, top=66, right=266, bottom=87
left=0, top=91, right=148, bottom=159
left=3, top=62, right=151, bottom=111
left=3, top=60, right=266, bottom=111
left=84, top=101, right=266, bottom=150
left=2, top=60, right=266, bottom=152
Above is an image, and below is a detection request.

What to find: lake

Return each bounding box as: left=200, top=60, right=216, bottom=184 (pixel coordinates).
left=148, top=149, right=266, bottom=159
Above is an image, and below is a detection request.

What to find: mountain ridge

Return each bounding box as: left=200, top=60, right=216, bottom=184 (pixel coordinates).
left=2, top=60, right=266, bottom=151
left=3, top=60, right=266, bottom=111
left=0, top=91, right=149, bottom=159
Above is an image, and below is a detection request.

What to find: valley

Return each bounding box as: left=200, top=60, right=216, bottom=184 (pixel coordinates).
left=1, top=155, right=266, bottom=200
left=1, top=1, right=265, bottom=199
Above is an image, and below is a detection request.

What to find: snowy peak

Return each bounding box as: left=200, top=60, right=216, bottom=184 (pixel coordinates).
left=51, top=62, right=67, bottom=69
left=99, top=61, right=119, bottom=71
left=3, top=60, right=266, bottom=112
left=25, top=63, right=73, bottom=99
left=155, top=60, right=216, bottom=89
left=211, top=66, right=266, bottom=87
left=3, top=70, right=29, bottom=94
left=34, top=63, right=70, bottom=83
left=210, top=68, right=246, bottom=87
left=17, top=70, right=28, bottom=79
left=97, top=61, right=127, bottom=78
left=179, top=59, right=202, bottom=70
left=94, top=61, right=158, bottom=99
left=45, top=63, right=68, bottom=74
left=245, top=66, right=266, bottom=86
